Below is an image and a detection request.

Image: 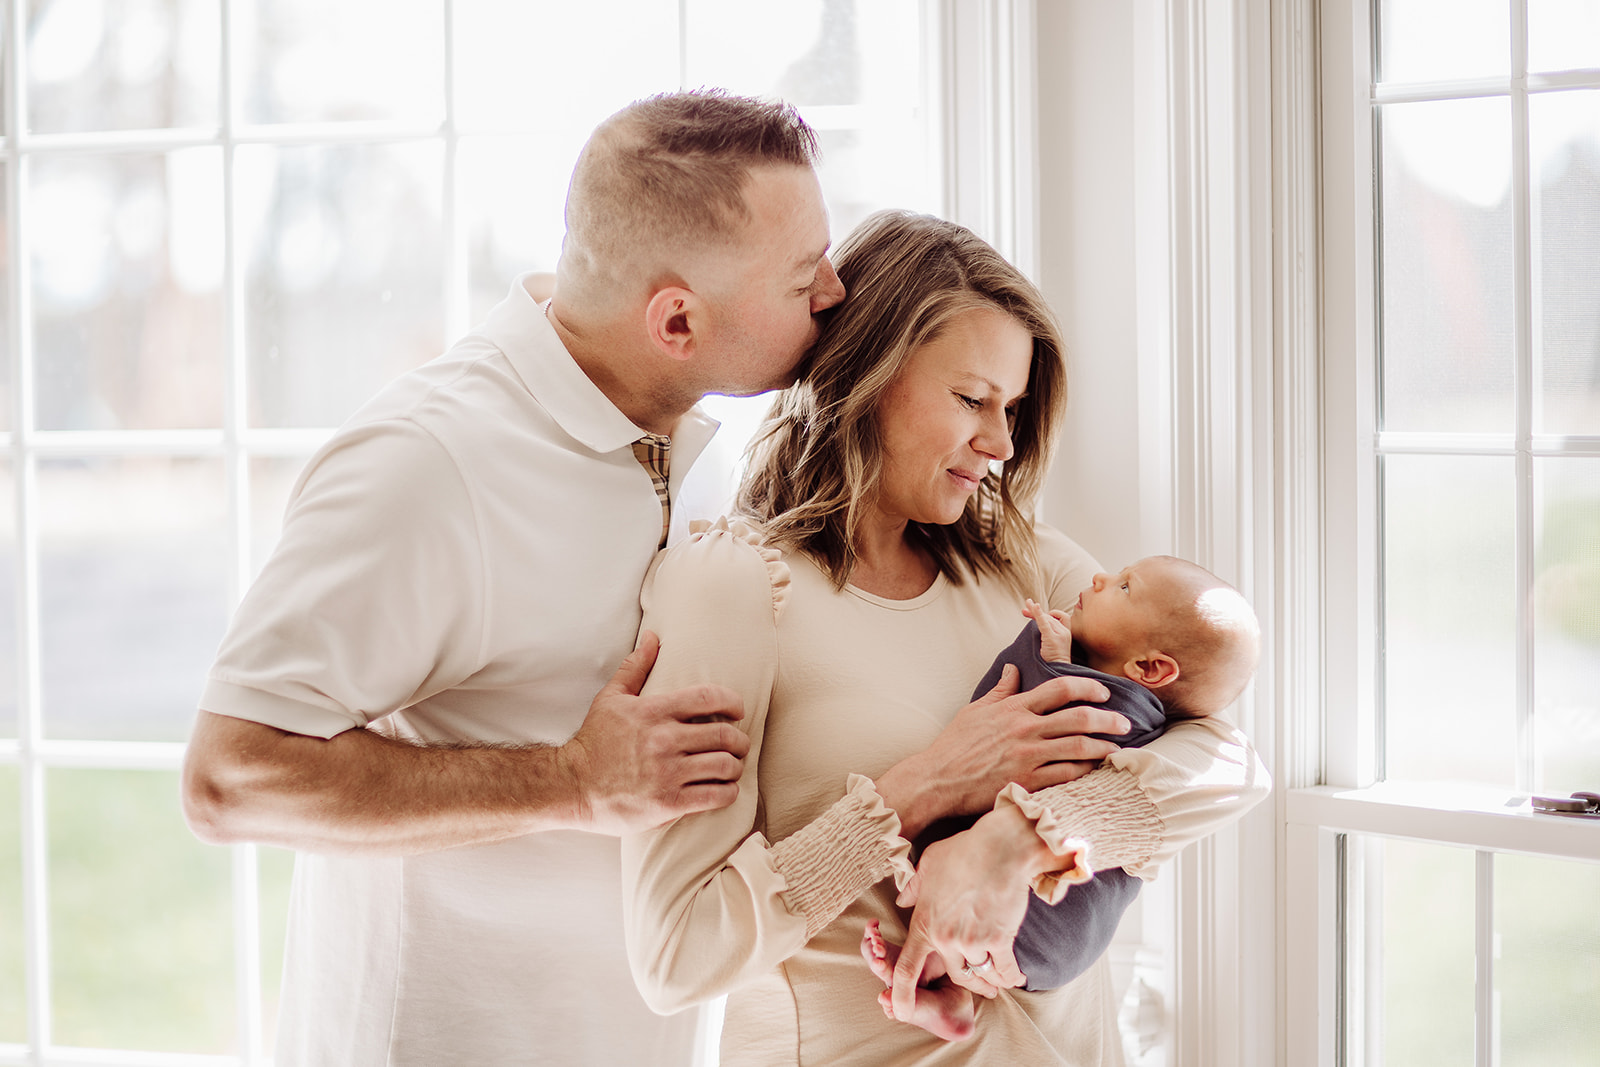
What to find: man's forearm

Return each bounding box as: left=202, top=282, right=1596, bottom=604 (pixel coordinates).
left=182, top=711, right=585, bottom=856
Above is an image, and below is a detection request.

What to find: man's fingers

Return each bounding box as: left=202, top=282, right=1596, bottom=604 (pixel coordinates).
left=890, top=934, right=935, bottom=1021
left=675, top=720, right=750, bottom=759
left=676, top=750, right=745, bottom=785
left=667, top=781, right=742, bottom=817
left=602, top=630, right=661, bottom=699
left=663, top=683, right=746, bottom=724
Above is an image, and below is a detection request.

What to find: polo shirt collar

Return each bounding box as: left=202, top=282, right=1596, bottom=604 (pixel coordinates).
left=479, top=274, right=719, bottom=479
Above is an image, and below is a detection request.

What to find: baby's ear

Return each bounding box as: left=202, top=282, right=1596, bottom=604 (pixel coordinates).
left=1125, top=652, right=1180, bottom=689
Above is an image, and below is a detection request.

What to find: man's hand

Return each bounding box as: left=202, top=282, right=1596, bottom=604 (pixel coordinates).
left=557, top=630, right=751, bottom=835
left=873, top=667, right=1128, bottom=839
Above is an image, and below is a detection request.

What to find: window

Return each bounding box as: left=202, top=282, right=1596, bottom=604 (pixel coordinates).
left=1, top=1, right=985, bottom=1061
left=1291, top=1, right=1600, bottom=1063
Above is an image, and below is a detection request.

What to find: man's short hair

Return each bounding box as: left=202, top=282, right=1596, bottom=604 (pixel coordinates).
left=565, top=89, right=820, bottom=266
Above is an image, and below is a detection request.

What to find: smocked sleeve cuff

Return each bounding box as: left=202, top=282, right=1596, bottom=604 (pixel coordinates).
left=769, top=774, right=916, bottom=938
left=995, top=769, right=1162, bottom=903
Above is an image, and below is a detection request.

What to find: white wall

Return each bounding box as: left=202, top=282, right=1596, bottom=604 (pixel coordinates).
left=1035, top=1, right=1169, bottom=571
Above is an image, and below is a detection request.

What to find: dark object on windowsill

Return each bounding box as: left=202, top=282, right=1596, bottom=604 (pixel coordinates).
left=1531, top=791, right=1600, bottom=819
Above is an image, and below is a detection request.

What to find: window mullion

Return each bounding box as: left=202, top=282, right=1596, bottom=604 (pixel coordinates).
left=1474, top=850, right=1496, bottom=1067
left=1509, top=0, right=1535, bottom=793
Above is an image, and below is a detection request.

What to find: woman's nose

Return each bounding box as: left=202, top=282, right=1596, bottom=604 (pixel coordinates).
left=975, top=409, right=1014, bottom=462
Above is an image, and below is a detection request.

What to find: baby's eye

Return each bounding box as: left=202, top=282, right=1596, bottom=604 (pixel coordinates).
left=1120, top=582, right=1130, bottom=592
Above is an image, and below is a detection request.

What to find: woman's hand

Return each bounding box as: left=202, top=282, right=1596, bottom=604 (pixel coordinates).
left=874, top=665, right=1128, bottom=839
left=888, top=803, right=1069, bottom=1017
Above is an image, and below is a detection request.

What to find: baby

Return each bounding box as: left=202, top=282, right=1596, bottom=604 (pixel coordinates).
left=861, top=555, right=1260, bottom=1040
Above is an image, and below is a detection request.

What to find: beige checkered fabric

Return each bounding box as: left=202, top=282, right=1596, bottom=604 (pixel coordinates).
left=632, top=433, right=672, bottom=548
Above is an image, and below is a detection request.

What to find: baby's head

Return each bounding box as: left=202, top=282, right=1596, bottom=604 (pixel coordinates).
left=1068, top=555, right=1259, bottom=718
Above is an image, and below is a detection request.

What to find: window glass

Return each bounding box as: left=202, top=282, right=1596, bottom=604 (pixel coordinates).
left=459, top=132, right=583, bottom=325
left=1531, top=90, right=1600, bottom=437
left=0, top=459, right=16, bottom=739
left=47, top=768, right=233, bottom=1052
left=1495, top=853, right=1600, bottom=1066
left=237, top=141, right=446, bottom=428
left=1527, top=0, right=1600, bottom=73
left=26, top=0, right=219, bottom=134
left=250, top=454, right=317, bottom=580
left=1378, top=0, right=1508, bottom=82
left=452, top=0, right=675, bottom=133
left=235, top=0, right=443, bottom=127
left=0, top=161, right=10, bottom=433
left=37, top=457, right=227, bottom=742
left=1378, top=98, right=1514, bottom=433
left=30, top=149, right=226, bottom=432
left=1533, top=458, right=1600, bottom=794
left=1382, top=454, right=1517, bottom=784
left=1370, top=837, right=1477, bottom=1065
left=0, top=765, right=21, bottom=1042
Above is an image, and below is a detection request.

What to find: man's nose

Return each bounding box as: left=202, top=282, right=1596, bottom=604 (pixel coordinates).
left=810, top=256, right=846, bottom=312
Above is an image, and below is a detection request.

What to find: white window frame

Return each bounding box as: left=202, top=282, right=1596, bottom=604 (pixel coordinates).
left=0, top=3, right=1041, bottom=1065
left=1283, top=2, right=1600, bottom=1065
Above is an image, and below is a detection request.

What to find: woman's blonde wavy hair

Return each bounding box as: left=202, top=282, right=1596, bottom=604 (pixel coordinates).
left=736, top=209, right=1067, bottom=593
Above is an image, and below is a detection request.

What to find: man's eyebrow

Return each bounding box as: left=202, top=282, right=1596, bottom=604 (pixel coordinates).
left=790, top=244, right=830, bottom=274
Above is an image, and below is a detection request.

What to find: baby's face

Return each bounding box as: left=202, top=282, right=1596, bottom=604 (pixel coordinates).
left=1068, top=557, right=1182, bottom=659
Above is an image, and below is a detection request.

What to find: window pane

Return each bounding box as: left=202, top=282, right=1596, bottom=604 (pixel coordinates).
left=453, top=0, right=675, bottom=133
left=0, top=765, right=22, bottom=1043
left=1496, top=853, right=1600, bottom=1067
left=236, top=0, right=443, bottom=127
left=1528, top=0, right=1600, bottom=73
left=459, top=133, right=578, bottom=325
left=238, top=142, right=446, bottom=428
left=30, top=149, right=225, bottom=431
left=0, top=161, right=10, bottom=433
left=1383, top=454, right=1517, bottom=784
left=1378, top=0, right=1509, bottom=83
left=1533, top=458, right=1600, bottom=795
left=0, top=460, right=16, bottom=739
left=26, top=0, right=219, bottom=135
left=250, top=454, right=315, bottom=580
left=259, top=845, right=294, bottom=1058
left=687, top=0, right=866, bottom=103
left=1532, top=90, right=1600, bottom=436
left=47, top=768, right=232, bottom=1052
left=38, top=457, right=227, bottom=742
left=1379, top=98, right=1514, bottom=433
left=1367, top=837, right=1477, bottom=1066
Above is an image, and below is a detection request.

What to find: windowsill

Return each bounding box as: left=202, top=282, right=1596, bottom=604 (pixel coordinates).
left=1286, top=782, right=1600, bottom=861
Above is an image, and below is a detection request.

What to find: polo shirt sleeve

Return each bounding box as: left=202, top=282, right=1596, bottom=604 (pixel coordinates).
left=200, top=419, right=486, bottom=739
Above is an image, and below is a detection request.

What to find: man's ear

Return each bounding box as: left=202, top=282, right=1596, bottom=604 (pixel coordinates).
left=1123, top=652, right=1180, bottom=689
left=644, top=286, right=701, bottom=362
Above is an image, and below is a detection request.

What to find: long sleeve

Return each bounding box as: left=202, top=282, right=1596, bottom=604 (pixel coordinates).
left=620, top=520, right=914, bottom=1015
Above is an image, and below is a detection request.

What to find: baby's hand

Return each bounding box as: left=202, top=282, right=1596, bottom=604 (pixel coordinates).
left=1023, top=598, right=1074, bottom=663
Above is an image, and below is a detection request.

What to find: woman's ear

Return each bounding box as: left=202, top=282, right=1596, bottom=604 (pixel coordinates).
left=1123, top=652, right=1180, bottom=689
left=643, top=286, right=700, bottom=362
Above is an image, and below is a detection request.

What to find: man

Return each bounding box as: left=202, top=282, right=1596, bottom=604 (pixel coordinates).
left=181, top=90, right=845, bottom=1065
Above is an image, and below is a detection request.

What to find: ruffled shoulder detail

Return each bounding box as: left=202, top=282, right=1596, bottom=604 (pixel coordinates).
left=994, top=782, right=1096, bottom=904
left=686, top=516, right=791, bottom=622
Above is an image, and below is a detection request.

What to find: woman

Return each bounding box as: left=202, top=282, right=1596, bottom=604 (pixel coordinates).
left=622, top=210, right=1268, bottom=1065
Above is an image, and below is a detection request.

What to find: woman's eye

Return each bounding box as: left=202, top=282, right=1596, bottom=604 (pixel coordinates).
left=956, top=393, right=982, bottom=409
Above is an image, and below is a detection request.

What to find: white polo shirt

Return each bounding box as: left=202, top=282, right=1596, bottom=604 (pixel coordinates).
left=202, top=276, right=717, bottom=1065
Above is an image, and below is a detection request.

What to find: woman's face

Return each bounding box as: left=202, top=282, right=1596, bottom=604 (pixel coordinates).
left=873, top=305, right=1034, bottom=529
